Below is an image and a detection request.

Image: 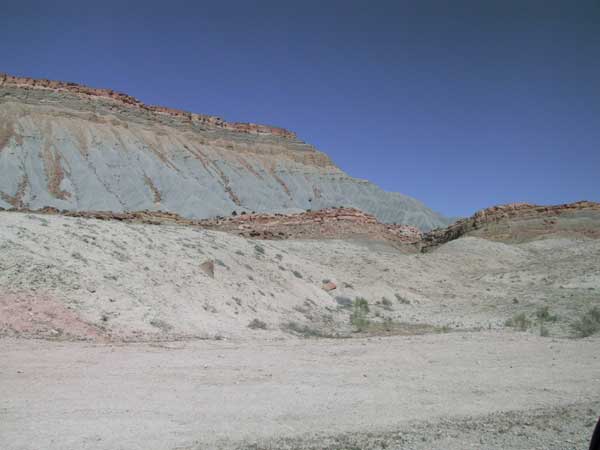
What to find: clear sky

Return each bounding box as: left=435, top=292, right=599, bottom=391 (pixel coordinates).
left=2, top=0, right=598, bottom=217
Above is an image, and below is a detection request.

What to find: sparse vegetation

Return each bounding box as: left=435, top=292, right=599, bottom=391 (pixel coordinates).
left=395, top=293, right=410, bottom=304
left=292, top=270, right=303, bottom=279
left=383, top=317, right=393, bottom=332
left=570, top=306, right=600, bottom=338
left=248, top=319, right=268, bottom=330
left=381, top=297, right=393, bottom=308
left=150, top=319, right=173, bottom=332
left=505, top=313, right=531, bottom=331
left=335, top=296, right=353, bottom=308
left=254, top=244, right=265, bottom=255
left=215, top=258, right=228, bottom=268
left=535, top=306, right=558, bottom=322
left=282, top=321, right=328, bottom=338
left=350, top=297, right=370, bottom=332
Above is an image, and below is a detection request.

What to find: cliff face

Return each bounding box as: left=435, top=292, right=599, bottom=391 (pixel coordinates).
left=0, top=73, right=449, bottom=230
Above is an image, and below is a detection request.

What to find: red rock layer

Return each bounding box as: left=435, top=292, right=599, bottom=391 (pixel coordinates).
left=0, top=206, right=422, bottom=244
left=0, top=73, right=296, bottom=139
left=421, top=201, right=600, bottom=251
left=201, top=207, right=423, bottom=243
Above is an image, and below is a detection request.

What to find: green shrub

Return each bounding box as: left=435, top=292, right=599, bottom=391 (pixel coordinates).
left=571, top=307, right=600, bottom=338
left=335, top=296, right=353, bottom=308
left=381, top=297, right=392, bottom=307
left=292, top=270, right=303, bottom=279
left=505, top=313, right=531, bottom=331
left=535, top=306, right=558, bottom=322
left=383, top=317, right=393, bottom=332
left=254, top=244, right=265, bottom=255
left=350, top=297, right=370, bottom=332
left=282, top=321, right=326, bottom=338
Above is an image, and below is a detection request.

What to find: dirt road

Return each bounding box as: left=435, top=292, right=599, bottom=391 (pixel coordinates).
left=1, top=331, right=599, bottom=450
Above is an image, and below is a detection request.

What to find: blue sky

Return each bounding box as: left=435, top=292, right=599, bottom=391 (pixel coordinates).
left=2, top=0, right=598, bottom=217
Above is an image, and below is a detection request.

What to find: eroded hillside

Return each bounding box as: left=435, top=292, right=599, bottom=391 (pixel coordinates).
left=0, top=73, right=449, bottom=230
left=1, top=210, right=598, bottom=341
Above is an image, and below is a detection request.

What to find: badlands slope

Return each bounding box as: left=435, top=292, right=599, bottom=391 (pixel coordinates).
left=0, top=73, right=449, bottom=230
left=1, top=209, right=600, bottom=450
left=1, top=210, right=599, bottom=341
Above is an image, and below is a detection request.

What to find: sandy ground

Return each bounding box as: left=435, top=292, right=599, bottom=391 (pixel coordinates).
left=1, top=332, right=599, bottom=450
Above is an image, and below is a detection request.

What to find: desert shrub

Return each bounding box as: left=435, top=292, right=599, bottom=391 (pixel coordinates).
left=322, top=278, right=331, bottom=284
left=505, top=313, right=531, bottom=331
left=254, top=244, right=265, bottom=255
left=350, top=297, right=370, bottom=332
left=535, top=306, right=558, bottom=322
left=292, top=270, right=303, bottom=279
left=248, top=319, right=267, bottom=330
left=215, top=258, right=228, bottom=268
left=383, top=317, right=393, bottom=332
left=150, top=319, right=173, bottom=332
left=539, top=323, right=550, bottom=337
left=235, top=250, right=245, bottom=256
left=570, top=307, right=600, bottom=338
left=335, top=296, right=353, bottom=308
left=395, top=293, right=411, bottom=304
left=381, top=297, right=392, bottom=306
left=282, top=321, right=326, bottom=338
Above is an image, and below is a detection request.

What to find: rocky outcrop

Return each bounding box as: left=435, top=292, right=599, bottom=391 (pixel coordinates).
left=0, top=206, right=422, bottom=245
left=201, top=207, right=423, bottom=243
left=420, top=201, right=600, bottom=251
left=0, top=73, right=450, bottom=230
left=0, top=73, right=296, bottom=139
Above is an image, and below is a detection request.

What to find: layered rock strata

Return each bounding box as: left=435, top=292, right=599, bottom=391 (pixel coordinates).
left=420, top=201, right=600, bottom=251
left=0, top=73, right=449, bottom=230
